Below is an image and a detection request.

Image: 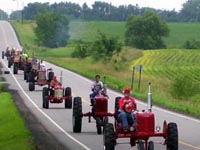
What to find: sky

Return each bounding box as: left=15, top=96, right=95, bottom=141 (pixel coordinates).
left=1, top=0, right=188, bottom=14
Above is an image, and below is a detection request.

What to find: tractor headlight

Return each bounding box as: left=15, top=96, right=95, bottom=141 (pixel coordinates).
left=156, top=126, right=161, bottom=132
left=130, top=126, right=135, bottom=132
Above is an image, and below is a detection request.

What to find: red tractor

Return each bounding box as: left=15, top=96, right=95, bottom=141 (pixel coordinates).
left=28, top=59, right=54, bottom=91
left=103, top=83, right=178, bottom=150
left=13, top=54, right=26, bottom=74
left=7, top=48, right=17, bottom=68
left=42, top=84, right=72, bottom=109
left=28, top=69, right=54, bottom=91
left=72, top=83, right=113, bottom=134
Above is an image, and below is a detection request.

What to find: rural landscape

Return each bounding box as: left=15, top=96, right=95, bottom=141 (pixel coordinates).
left=0, top=0, right=200, bottom=150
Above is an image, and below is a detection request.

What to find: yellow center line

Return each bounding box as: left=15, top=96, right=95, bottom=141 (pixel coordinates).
left=179, top=141, right=200, bottom=150
left=0, top=21, right=9, bottom=46
left=72, top=92, right=90, bottom=105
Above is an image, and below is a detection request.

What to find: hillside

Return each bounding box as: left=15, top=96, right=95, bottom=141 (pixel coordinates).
left=11, top=20, right=200, bottom=118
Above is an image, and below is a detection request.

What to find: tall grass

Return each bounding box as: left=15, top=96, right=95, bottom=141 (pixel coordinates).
left=0, top=92, right=34, bottom=150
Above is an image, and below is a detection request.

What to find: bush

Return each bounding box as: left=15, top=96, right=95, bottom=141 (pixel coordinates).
left=91, top=31, right=122, bottom=62
left=184, top=39, right=200, bottom=49
left=71, top=43, right=90, bottom=58
left=170, top=75, right=200, bottom=99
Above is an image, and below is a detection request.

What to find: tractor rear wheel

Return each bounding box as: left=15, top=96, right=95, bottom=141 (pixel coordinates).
left=43, top=87, right=49, bottom=108
left=148, top=141, right=154, bottom=150
left=13, top=63, right=18, bottom=74
left=8, top=57, right=12, bottom=68
left=29, top=82, right=35, bottom=91
left=167, top=123, right=178, bottom=150
left=44, top=96, right=49, bottom=109
left=72, top=97, right=82, bottom=133
left=96, top=117, right=102, bottom=134
left=114, top=97, right=121, bottom=119
left=115, top=97, right=121, bottom=112
left=103, top=123, right=115, bottom=150
left=24, top=65, right=28, bottom=80
left=48, top=72, right=54, bottom=82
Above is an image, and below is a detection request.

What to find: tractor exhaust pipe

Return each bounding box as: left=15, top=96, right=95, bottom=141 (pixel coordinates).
left=60, top=71, right=63, bottom=85
left=103, top=76, right=107, bottom=95
left=147, top=82, right=152, bottom=112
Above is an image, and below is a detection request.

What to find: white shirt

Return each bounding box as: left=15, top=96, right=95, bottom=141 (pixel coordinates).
left=91, top=81, right=103, bottom=93
left=40, top=62, right=46, bottom=71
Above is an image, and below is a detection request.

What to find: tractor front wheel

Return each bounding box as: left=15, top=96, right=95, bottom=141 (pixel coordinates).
left=72, top=97, right=82, bottom=133
left=2, top=51, right=4, bottom=59
left=167, top=123, right=178, bottom=150
left=29, top=82, right=35, bottom=91
left=103, top=123, right=115, bottom=150
left=148, top=141, right=154, bottom=150
left=65, top=87, right=72, bottom=109
left=137, top=140, right=145, bottom=150
left=96, top=117, right=102, bottom=134
left=43, top=87, right=49, bottom=108
left=65, top=96, right=72, bottom=109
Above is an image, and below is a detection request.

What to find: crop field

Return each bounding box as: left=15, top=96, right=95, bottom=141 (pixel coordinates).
left=69, top=21, right=200, bottom=48
left=11, top=20, right=200, bottom=117
left=132, top=49, right=200, bottom=81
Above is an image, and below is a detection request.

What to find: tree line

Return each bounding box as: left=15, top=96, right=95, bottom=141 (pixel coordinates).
left=1, top=0, right=198, bottom=50
left=3, top=0, right=200, bottom=22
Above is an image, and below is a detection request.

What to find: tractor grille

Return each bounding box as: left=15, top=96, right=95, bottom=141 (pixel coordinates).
left=54, top=89, right=63, bottom=99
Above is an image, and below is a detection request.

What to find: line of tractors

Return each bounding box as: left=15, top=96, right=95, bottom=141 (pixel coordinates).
left=2, top=47, right=178, bottom=150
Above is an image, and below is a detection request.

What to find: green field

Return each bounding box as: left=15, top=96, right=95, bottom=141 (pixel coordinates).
left=0, top=92, right=34, bottom=150
left=11, top=20, right=200, bottom=118
left=13, top=21, right=200, bottom=49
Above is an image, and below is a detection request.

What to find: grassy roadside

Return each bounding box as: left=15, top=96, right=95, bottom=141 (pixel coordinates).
left=0, top=63, right=34, bottom=149
left=0, top=91, right=34, bottom=150
left=11, top=20, right=200, bottom=118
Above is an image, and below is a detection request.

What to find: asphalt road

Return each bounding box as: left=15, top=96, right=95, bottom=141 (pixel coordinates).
left=0, top=20, right=200, bottom=150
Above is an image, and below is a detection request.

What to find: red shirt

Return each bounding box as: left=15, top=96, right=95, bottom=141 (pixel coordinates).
left=119, top=96, right=136, bottom=111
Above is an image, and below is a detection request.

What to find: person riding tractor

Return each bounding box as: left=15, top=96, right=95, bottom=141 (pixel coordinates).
left=118, top=87, right=137, bottom=131
left=89, top=74, right=104, bottom=106
left=49, top=75, right=61, bottom=96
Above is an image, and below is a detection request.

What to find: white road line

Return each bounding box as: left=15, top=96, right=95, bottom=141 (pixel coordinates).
left=2, top=60, right=91, bottom=150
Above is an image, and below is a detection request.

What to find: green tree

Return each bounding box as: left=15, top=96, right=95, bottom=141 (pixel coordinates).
left=125, top=11, right=169, bottom=49
left=91, top=31, right=122, bottom=61
left=180, top=0, right=200, bottom=22
left=35, top=12, right=70, bottom=48
left=0, top=9, right=8, bottom=20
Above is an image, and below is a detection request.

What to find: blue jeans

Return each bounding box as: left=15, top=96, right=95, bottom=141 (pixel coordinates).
left=89, top=92, right=98, bottom=105
left=118, top=109, right=134, bottom=127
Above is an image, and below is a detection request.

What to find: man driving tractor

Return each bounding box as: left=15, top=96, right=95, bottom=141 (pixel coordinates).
left=118, top=87, right=137, bottom=131
left=90, top=74, right=104, bottom=106
left=49, top=75, right=61, bottom=95
left=40, top=59, right=46, bottom=71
